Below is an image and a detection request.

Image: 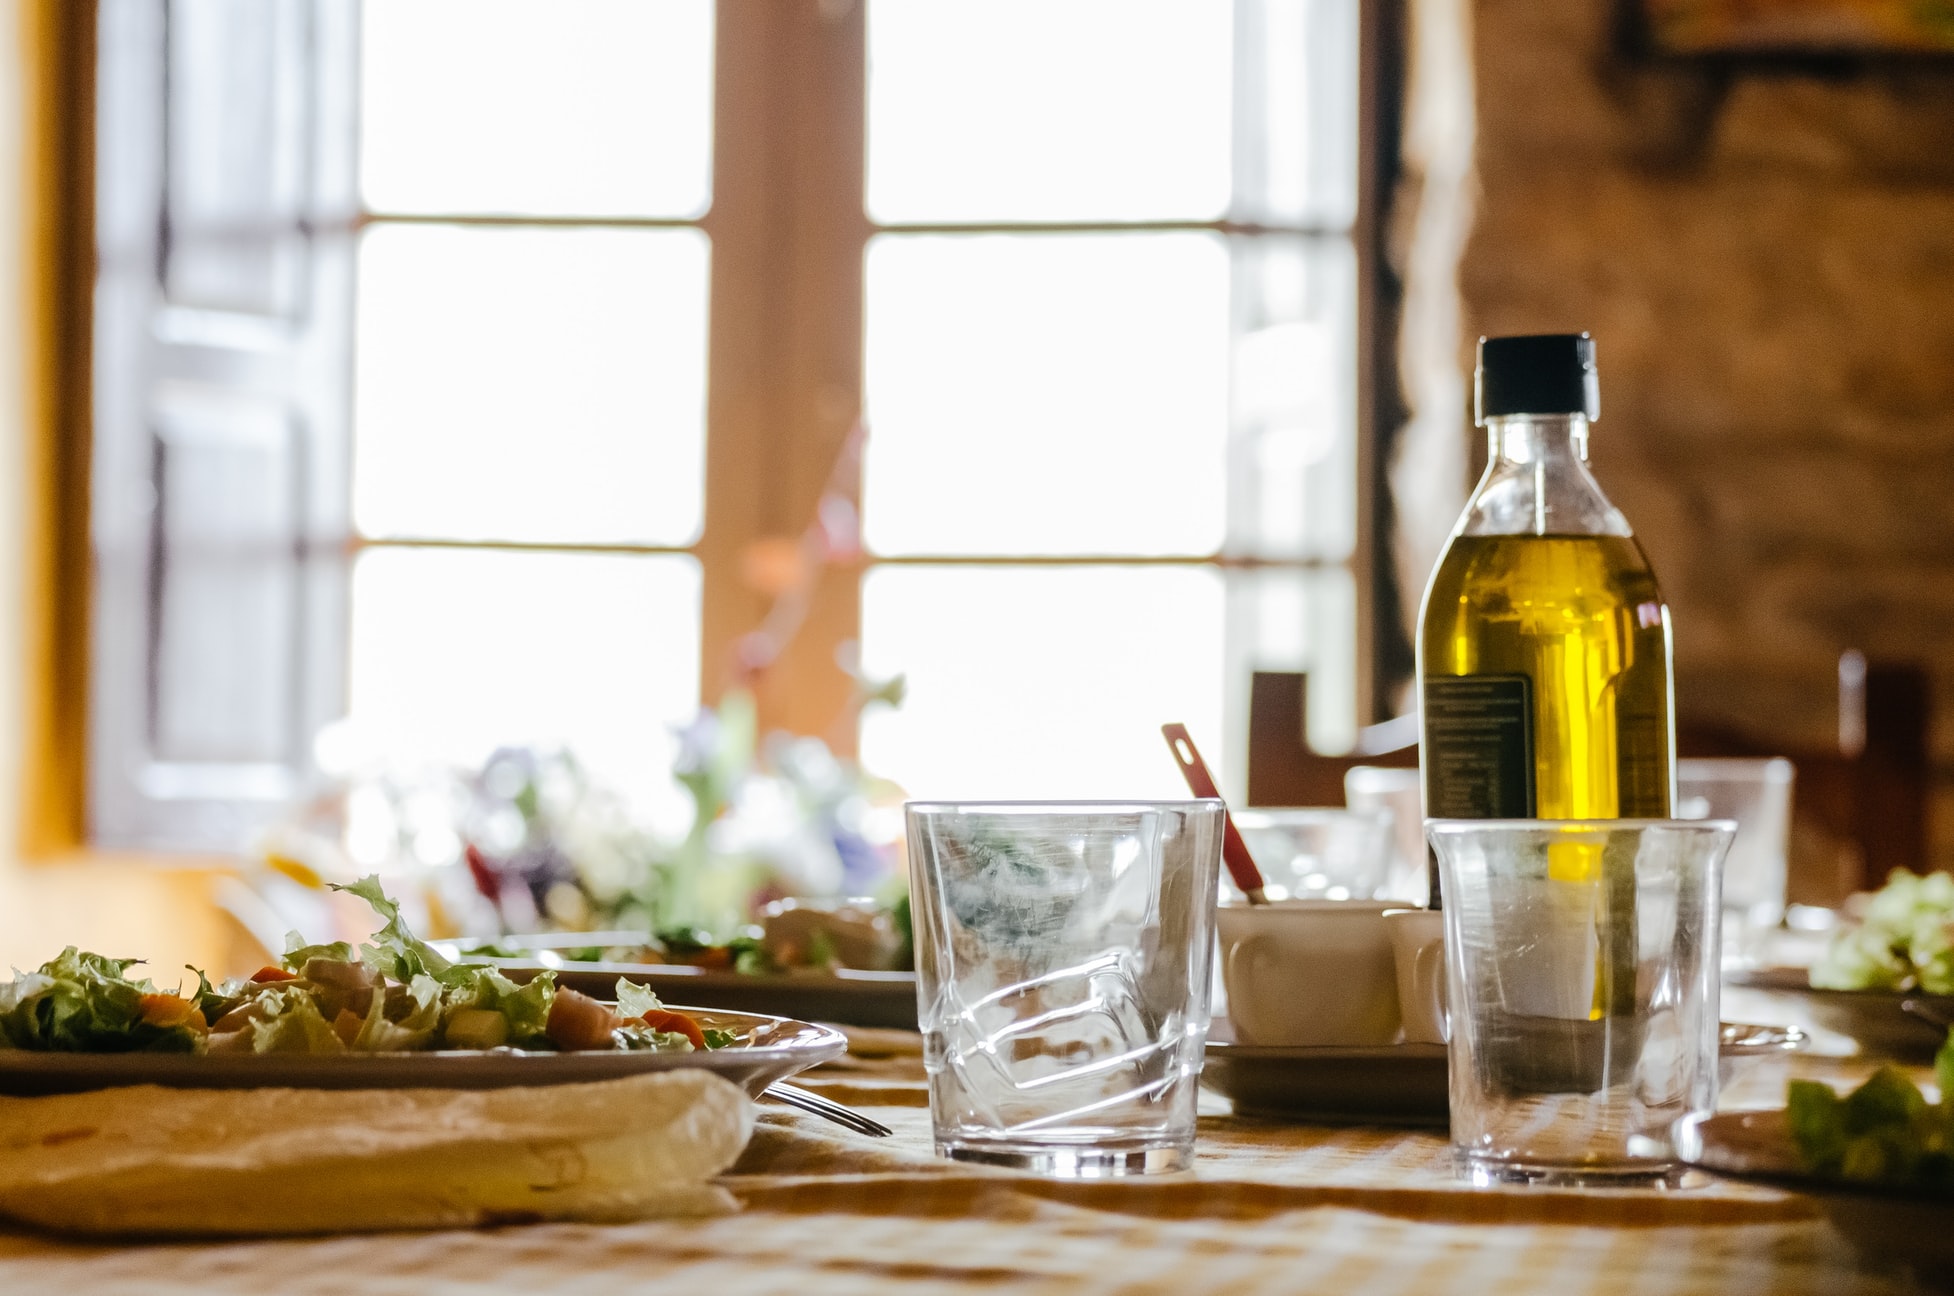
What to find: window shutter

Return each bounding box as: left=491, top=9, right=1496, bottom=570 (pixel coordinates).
left=89, top=0, right=357, bottom=850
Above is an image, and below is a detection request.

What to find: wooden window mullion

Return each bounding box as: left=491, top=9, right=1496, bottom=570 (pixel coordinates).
left=700, top=0, right=867, bottom=750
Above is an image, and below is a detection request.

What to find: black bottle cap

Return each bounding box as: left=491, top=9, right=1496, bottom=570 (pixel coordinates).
left=1475, top=333, right=1600, bottom=424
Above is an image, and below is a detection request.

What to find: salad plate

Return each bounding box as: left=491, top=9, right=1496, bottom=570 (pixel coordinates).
left=1726, top=966, right=1954, bottom=1060
left=439, top=937, right=920, bottom=1030
left=1202, top=1021, right=1807, bottom=1124
left=0, top=1006, right=846, bottom=1097
left=1675, top=1109, right=1954, bottom=1278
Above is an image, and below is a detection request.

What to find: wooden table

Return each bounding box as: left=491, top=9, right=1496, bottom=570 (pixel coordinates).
left=0, top=1031, right=1920, bottom=1294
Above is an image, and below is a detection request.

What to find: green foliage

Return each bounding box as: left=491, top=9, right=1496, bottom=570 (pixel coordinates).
left=280, top=938, right=358, bottom=974
left=330, top=875, right=459, bottom=986
left=0, top=948, right=203, bottom=1054
left=1812, top=869, right=1954, bottom=993
left=612, top=978, right=667, bottom=1022
left=1789, top=1038, right=1954, bottom=1189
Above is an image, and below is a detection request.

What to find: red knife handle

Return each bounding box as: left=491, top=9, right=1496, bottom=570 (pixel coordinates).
left=1161, top=723, right=1268, bottom=900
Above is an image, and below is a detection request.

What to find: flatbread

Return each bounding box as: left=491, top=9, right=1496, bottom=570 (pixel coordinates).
left=0, top=1068, right=753, bottom=1235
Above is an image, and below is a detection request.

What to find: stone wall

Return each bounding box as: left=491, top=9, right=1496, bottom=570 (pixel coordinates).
left=1445, top=0, right=1954, bottom=887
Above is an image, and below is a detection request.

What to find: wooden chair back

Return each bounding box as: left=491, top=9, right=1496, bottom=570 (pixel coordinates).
left=1245, top=660, right=1932, bottom=904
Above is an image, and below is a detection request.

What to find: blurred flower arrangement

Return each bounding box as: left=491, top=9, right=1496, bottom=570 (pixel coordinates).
left=242, top=684, right=907, bottom=968
left=466, top=683, right=908, bottom=938
left=233, top=420, right=911, bottom=969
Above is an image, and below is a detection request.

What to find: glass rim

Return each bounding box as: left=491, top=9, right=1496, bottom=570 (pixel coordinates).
left=1425, top=817, right=1738, bottom=834
left=904, top=798, right=1224, bottom=813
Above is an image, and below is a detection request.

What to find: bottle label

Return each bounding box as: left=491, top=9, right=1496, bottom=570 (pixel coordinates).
left=1423, top=675, right=1536, bottom=818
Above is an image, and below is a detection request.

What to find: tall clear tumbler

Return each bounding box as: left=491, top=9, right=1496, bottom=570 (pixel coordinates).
left=907, top=800, right=1225, bottom=1176
left=1426, top=819, right=1735, bottom=1187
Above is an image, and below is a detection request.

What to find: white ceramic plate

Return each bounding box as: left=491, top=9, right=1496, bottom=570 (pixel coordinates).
left=1725, top=965, right=1954, bottom=1061
left=1675, top=1109, right=1954, bottom=1277
left=0, top=1008, right=846, bottom=1098
left=1201, top=1021, right=1808, bottom=1124
left=436, top=937, right=920, bottom=1030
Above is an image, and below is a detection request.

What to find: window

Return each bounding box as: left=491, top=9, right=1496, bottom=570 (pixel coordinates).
left=85, top=0, right=1383, bottom=850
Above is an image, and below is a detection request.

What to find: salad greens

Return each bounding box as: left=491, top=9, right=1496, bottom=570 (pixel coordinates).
left=1812, top=868, right=1954, bottom=994
left=0, top=948, right=206, bottom=1054
left=1788, top=1031, right=1954, bottom=1188
left=0, top=876, right=734, bottom=1058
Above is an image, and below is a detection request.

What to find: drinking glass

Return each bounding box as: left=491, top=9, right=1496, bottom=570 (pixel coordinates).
left=1226, top=807, right=1395, bottom=902
left=1344, top=766, right=1431, bottom=905
left=1426, top=818, right=1734, bottom=1186
left=906, top=800, right=1224, bottom=1176
left=1676, top=757, right=1794, bottom=967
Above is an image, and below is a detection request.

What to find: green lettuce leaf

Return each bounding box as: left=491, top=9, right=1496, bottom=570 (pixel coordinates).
left=1789, top=1050, right=1954, bottom=1187
left=443, top=966, right=556, bottom=1048
left=346, top=974, right=442, bottom=1052
left=329, top=875, right=462, bottom=986
left=701, top=1027, right=738, bottom=1050
left=1787, top=1078, right=1847, bottom=1173
left=612, top=1020, right=693, bottom=1052
left=280, top=936, right=358, bottom=974
left=0, top=948, right=202, bottom=1054
left=247, top=984, right=345, bottom=1055
left=613, top=978, right=666, bottom=1022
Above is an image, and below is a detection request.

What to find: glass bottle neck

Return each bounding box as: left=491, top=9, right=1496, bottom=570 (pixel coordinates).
left=1457, top=412, right=1629, bottom=538
left=1488, top=413, right=1590, bottom=466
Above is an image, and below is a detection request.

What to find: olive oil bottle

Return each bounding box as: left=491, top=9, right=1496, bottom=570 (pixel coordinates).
left=1418, top=334, right=1675, bottom=825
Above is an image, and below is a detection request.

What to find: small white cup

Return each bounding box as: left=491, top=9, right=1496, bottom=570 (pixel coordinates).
left=1384, top=908, right=1447, bottom=1044
left=1216, top=899, right=1400, bottom=1046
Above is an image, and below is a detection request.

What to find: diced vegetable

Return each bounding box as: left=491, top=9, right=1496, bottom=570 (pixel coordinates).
left=444, top=1007, right=510, bottom=1050
left=639, top=1010, right=706, bottom=1050
left=137, top=994, right=205, bottom=1031
left=545, top=988, right=620, bottom=1052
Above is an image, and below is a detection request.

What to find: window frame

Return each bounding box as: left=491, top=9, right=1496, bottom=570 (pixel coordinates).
left=29, top=0, right=1409, bottom=856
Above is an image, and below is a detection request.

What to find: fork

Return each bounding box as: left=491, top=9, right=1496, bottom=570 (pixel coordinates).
left=762, top=1081, right=894, bottom=1137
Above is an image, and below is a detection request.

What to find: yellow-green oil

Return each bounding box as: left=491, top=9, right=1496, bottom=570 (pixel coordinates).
left=1421, top=533, right=1674, bottom=826
left=1422, top=534, right=1674, bottom=1026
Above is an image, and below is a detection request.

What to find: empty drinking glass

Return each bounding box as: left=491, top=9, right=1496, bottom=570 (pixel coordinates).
left=1344, top=766, right=1431, bottom=905
left=1676, top=757, right=1794, bottom=967
left=906, top=800, right=1224, bottom=1176
left=1226, top=807, right=1395, bottom=902
left=1427, top=818, right=1735, bottom=1186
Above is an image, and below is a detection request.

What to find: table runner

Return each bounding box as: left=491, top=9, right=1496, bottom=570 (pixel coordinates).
left=0, top=1032, right=1916, bottom=1294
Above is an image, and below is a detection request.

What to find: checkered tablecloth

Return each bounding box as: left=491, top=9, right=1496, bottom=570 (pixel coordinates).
left=0, top=1032, right=1915, bottom=1295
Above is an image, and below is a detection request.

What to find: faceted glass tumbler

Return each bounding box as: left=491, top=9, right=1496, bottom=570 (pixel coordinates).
left=906, top=800, right=1225, bottom=1176
left=1427, top=818, right=1734, bottom=1187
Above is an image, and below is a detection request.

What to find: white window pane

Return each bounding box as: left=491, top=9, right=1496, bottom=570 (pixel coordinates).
left=867, top=0, right=1232, bottom=222
left=361, top=0, right=713, bottom=218
left=858, top=566, right=1224, bottom=800
left=1223, top=568, right=1358, bottom=767
left=863, top=234, right=1229, bottom=557
left=354, top=225, right=707, bottom=545
left=349, top=549, right=699, bottom=825
left=1234, top=0, right=1360, bottom=228
left=1226, top=239, right=1358, bottom=561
